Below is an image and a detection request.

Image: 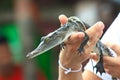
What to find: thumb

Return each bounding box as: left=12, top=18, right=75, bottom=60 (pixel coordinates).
left=106, top=43, right=120, bottom=56
left=59, top=14, right=68, bottom=25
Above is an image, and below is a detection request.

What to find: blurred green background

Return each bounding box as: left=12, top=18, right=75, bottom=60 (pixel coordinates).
left=0, top=0, right=120, bottom=80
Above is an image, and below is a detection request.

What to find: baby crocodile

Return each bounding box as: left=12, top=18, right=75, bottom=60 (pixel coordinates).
left=26, top=16, right=113, bottom=75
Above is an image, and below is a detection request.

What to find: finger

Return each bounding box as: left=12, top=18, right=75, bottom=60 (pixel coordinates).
left=104, top=63, right=114, bottom=68
left=104, top=65, right=116, bottom=76
left=84, top=21, right=104, bottom=52
left=103, top=56, right=118, bottom=65
left=59, top=14, right=68, bottom=25
left=104, top=68, right=111, bottom=74
left=79, top=22, right=104, bottom=56
left=90, top=53, right=99, bottom=61
left=86, top=21, right=104, bottom=40
left=106, top=43, right=120, bottom=56
left=64, top=32, right=85, bottom=44
left=103, top=56, right=113, bottom=64
left=86, top=21, right=105, bottom=47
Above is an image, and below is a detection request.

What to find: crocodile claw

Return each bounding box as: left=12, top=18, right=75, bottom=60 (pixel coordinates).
left=78, top=31, right=89, bottom=54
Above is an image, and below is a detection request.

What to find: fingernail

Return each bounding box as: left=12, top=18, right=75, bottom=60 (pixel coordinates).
left=59, top=14, right=65, bottom=19
left=59, top=14, right=68, bottom=25
left=59, top=14, right=67, bottom=20
left=97, top=21, right=105, bottom=30
left=78, top=32, right=85, bottom=38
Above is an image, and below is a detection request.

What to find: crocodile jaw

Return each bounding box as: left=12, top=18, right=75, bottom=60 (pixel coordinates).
left=26, top=37, right=63, bottom=59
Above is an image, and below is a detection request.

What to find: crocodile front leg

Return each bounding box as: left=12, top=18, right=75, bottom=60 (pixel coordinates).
left=78, top=31, right=89, bottom=54
left=60, top=42, right=66, bottom=50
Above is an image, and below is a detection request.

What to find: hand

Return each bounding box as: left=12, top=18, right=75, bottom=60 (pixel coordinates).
left=103, top=43, right=120, bottom=79
left=91, top=43, right=120, bottom=79
left=58, top=15, right=104, bottom=69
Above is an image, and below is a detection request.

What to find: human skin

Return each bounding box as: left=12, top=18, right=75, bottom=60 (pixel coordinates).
left=0, top=42, right=13, bottom=77
left=58, top=15, right=105, bottom=80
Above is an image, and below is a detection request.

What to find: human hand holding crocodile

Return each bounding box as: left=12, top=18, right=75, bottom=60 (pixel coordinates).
left=58, top=14, right=104, bottom=80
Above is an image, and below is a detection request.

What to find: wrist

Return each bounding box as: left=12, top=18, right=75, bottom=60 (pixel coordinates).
left=58, top=60, right=82, bottom=74
left=59, top=58, right=82, bottom=70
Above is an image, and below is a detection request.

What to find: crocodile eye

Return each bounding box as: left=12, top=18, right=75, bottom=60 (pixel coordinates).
left=41, top=36, right=45, bottom=41
left=44, top=37, right=50, bottom=43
